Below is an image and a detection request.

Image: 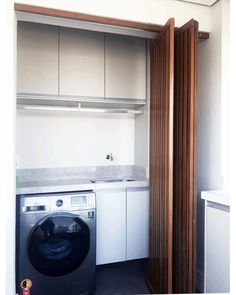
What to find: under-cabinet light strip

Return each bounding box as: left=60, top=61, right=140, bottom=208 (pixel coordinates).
left=17, top=104, right=142, bottom=115
left=17, top=92, right=146, bottom=105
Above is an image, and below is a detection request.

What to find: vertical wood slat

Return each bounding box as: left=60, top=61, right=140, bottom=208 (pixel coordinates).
left=173, top=19, right=198, bottom=294
left=148, top=18, right=174, bottom=295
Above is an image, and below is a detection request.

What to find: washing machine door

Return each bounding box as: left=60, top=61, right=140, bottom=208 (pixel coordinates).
left=27, top=212, right=90, bottom=277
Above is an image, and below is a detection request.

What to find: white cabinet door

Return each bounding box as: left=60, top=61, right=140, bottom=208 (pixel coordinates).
left=105, top=34, right=146, bottom=100
left=205, top=202, right=230, bottom=293
left=59, top=28, right=104, bottom=97
left=17, top=22, right=58, bottom=95
left=96, top=189, right=126, bottom=265
left=126, top=188, right=149, bottom=260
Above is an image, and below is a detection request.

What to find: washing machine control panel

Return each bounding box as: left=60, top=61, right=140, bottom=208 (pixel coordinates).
left=20, top=191, right=96, bottom=213
left=70, top=193, right=95, bottom=208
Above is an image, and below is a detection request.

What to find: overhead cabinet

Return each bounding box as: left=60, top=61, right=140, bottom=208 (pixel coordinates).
left=17, top=22, right=58, bottom=95
left=105, top=34, right=147, bottom=100
left=59, top=27, right=105, bottom=97
left=17, top=22, right=147, bottom=105
left=60, top=30, right=147, bottom=100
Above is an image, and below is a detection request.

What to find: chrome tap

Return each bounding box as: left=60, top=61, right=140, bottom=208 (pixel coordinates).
left=106, top=153, right=113, bottom=161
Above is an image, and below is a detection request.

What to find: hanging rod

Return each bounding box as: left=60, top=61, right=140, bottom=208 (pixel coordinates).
left=17, top=92, right=146, bottom=106
left=17, top=103, right=143, bottom=115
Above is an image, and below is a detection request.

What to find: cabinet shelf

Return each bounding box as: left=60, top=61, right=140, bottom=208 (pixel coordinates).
left=17, top=93, right=146, bottom=114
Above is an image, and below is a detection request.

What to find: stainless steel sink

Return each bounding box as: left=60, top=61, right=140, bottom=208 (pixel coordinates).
left=90, top=178, right=136, bottom=184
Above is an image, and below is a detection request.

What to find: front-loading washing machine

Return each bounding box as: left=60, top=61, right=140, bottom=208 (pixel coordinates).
left=16, top=191, right=96, bottom=295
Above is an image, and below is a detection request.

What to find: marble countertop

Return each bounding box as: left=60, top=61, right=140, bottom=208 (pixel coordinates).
left=16, top=178, right=149, bottom=195
left=201, top=190, right=230, bottom=207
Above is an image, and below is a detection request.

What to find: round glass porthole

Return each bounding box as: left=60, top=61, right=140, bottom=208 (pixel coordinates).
left=27, top=213, right=90, bottom=277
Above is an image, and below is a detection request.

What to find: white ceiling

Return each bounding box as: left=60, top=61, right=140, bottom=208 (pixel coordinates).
left=176, top=0, right=218, bottom=6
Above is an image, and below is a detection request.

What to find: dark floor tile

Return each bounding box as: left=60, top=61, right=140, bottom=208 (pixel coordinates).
left=95, top=259, right=150, bottom=295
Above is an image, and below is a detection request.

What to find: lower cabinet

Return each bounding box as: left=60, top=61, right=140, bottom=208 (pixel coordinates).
left=96, top=187, right=149, bottom=265
left=126, top=188, right=149, bottom=260
left=204, top=201, right=230, bottom=293
left=96, top=189, right=126, bottom=265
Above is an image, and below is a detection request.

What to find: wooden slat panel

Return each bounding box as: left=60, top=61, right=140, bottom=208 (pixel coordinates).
left=14, top=3, right=209, bottom=40
left=173, top=19, right=198, bottom=293
left=148, top=18, right=174, bottom=294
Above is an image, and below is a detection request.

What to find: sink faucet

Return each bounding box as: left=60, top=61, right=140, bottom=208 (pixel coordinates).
left=106, top=153, right=113, bottom=161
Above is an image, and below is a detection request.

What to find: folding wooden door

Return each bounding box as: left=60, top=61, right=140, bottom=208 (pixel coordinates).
left=173, top=19, right=198, bottom=294
left=148, top=19, right=198, bottom=294
left=148, top=18, right=175, bottom=294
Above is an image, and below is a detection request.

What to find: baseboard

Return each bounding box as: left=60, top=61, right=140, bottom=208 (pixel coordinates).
left=197, top=268, right=205, bottom=293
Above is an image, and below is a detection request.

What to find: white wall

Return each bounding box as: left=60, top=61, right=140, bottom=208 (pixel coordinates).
left=197, top=0, right=229, bottom=291
left=134, top=105, right=149, bottom=170
left=134, top=42, right=150, bottom=171
left=16, top=111, right=135, bottom=168
left=221, top=0, right=230, bottom=191
left=0, top=1, right=16, bottom=294
left=229, top=1, right=236, bottom=294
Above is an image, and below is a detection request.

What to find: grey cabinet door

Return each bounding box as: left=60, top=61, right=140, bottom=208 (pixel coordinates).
left=205, top=203, right=230, bottom=293
left=105, top=34, right=146, bottom=100
left=96, top=189, right=126, bottom=265
left=126, top=188, right=149, bottom=260
left=59, top=28, right=104, bottom=97
left=17, top=22, right=58, bottom=95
